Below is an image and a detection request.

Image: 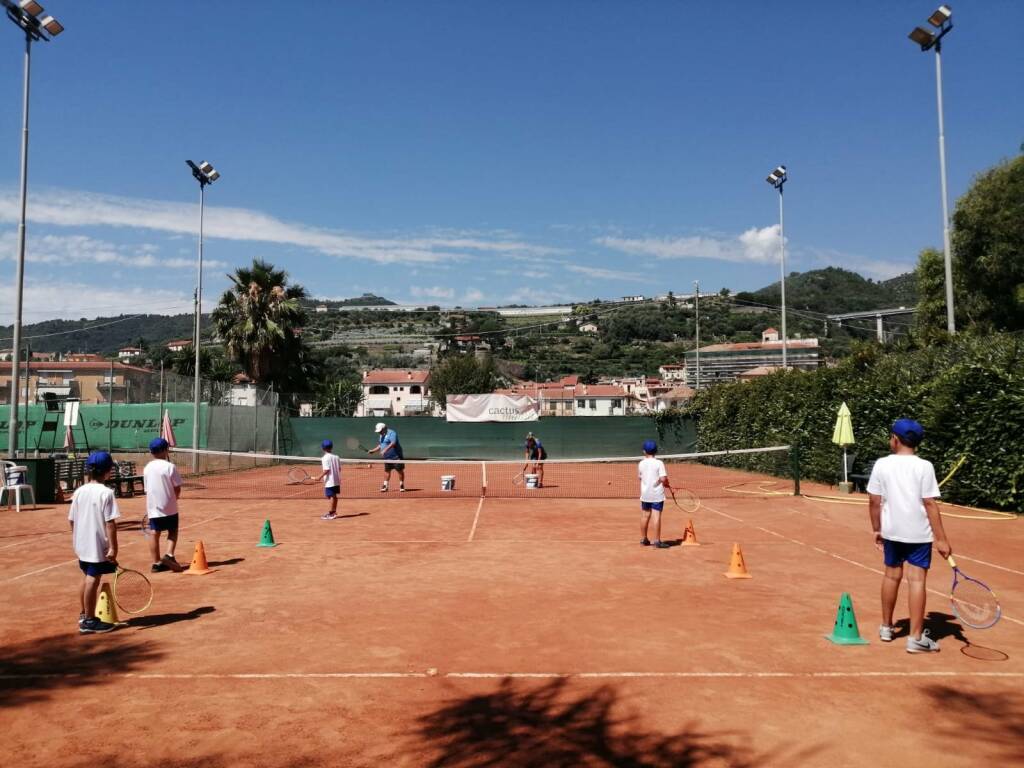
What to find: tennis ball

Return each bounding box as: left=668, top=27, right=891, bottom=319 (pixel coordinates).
left=607, top=480, right=612, bottom=485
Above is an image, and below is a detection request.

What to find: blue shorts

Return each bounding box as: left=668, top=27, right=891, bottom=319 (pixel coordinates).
left=640, top=501, right=665, bottom=512
left=384, top=462, right=405, bottom=473
left=79, top=560, right=116, bottom=577
left=324, top=485, right=340, bottom=498
left=148, top=515, right=179, bottom=533
left=883, top=540, right=932, bottom=569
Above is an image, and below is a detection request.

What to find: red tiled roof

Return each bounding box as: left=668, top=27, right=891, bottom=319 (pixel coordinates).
left=657, top=385, right=696, bottom=399
left=573, top=384, right=628, bottom=398
left=363, top=369, right=430, bottom=384
left=738, top=366, right=782, bottom=378
left=4, top=362, right=154, bottom=374
left=697, top=338, right=818, bottom=353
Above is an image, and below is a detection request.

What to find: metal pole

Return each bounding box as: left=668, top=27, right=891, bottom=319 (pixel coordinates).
left=107, top=360, right=113, bottom=450
left=192, top=183, right=205, bottom=468
left=693, top=281, right=700, bottom=389
left=778, top=186, right=789, bottom=368
left=7, top=33, right=31, bottom=459
left=158, top=359, right=164, bottom=442
left=934, top=40, right=956, bottom=334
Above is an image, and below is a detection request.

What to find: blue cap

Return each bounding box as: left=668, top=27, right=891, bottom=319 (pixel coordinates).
left=892, top=418, right=924, bottom=446
left=321, top=439, right=333, bottom=450
left=86, top=451, right=114, bottom=474
left=149, top=437, right=169, bottom=453
left=642, top=440, right=658, bottom=454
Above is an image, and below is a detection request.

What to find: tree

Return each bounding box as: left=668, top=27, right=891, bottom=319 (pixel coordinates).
left=428, top=354, right=499, bottom=410
left=314, top=379, right=364, bottom=417
left=171, top=345, right=237, bottom=382
left=211, top=259, right=311, bottom=391
left=912, top=248, right=950, bottom=341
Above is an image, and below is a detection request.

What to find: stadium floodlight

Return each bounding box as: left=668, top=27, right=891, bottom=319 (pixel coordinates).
left=3, top=0, right=64, bottom=458
left=185, top=160, right=221, bottom=468
left=765, top=164, right=789, bottom=368
left=908, top=5, right=956, bottom=333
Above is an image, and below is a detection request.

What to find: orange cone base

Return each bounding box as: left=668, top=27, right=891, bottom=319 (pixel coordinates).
left=680, top=520, right=700, bottom=547
left=185, top=541, right=215, bottom=575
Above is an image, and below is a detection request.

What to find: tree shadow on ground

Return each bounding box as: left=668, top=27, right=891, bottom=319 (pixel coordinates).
left=415, top=677, right=815, bottom=767
left=127, top=605, right=215, bottom=629
left=894, top=611, right=967, bottom=642
left=925, top=683, right=1024, bottom=763
left=207, top=557, right=245, bottom=567
left=0, top=633, right=163, bottom=710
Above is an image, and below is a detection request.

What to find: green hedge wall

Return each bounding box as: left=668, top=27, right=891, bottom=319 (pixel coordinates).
left=686, top=333, right=1024, bottom=512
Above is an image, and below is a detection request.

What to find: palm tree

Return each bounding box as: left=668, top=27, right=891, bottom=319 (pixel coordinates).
left=211, top=259, right=310, bottom=388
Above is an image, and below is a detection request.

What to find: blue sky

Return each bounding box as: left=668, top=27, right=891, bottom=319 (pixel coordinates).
left=1, top=1, right=1022, bottom=321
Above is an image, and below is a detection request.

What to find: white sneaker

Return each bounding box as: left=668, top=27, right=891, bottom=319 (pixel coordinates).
left=879, top=625, right=895, bottom=642
left=399, top=484, right=406, bottom=493
left=379, top=484, right=388, bottom=493
left=906, top=629, right=940, bottom=653
left=321, top=512, right=337, bottom=520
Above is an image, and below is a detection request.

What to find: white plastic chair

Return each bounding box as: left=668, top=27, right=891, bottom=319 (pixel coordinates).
left=2, top=461, right=37, bottom=512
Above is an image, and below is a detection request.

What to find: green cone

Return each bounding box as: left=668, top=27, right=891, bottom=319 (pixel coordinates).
left=825, top=592, right=869, bottom=645
left=257, top=519, right=278, bottom=548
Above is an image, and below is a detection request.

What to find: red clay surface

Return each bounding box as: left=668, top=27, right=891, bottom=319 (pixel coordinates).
left=1, top=476, right=1022, bottom=768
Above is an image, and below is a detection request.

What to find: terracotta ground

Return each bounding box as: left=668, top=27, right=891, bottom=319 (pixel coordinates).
left=1, top=479, right=1022, bottom=767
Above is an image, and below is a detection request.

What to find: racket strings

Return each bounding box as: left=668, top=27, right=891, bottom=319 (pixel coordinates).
left=951, top=579, right=999, bottom=628
left=114, top=570, right=153, bottom=613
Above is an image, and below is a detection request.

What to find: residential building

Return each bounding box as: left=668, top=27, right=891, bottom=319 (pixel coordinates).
left=356, top=369, right=433, bottom=417
left=683, top=338, right=819, bottom=385
left=762, top=328, right=779, bottom=343
left=621, top=295, right=645, bottom=303
left=578, top=322, right=598, bottom=334
left=315, top=305, right=328, bottom=313
left=0, top=361, right=156, bottom=405
left=166, top=339, right=192, bottom=353
left=64, top=353, right=103, bottom=363
left=118, top=346, right=143, bottom=363
left=737, top=366, right=782, bottom=382
left=657, top=364, right=686, bottom=382
left=653, top=385, right=696, bottom=411
left=573, top=384, right=630, bottom=416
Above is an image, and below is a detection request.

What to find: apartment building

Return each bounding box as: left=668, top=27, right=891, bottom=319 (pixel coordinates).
left=356, top=369, right=433, bottom=417
left=0, top=361, right=157, bottom=405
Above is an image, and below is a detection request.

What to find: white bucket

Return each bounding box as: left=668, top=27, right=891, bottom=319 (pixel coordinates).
left=525, top=474, right=539, bottom=489
left=441, top=475, right=456, bottom=491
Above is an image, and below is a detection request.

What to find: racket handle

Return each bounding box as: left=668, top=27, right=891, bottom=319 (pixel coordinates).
left=947, top=555, right=957, bottom=568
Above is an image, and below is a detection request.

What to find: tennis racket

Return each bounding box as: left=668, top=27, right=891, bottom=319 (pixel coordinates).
left=667, top=484, right=700, bottom=514
left=287, top=466, right=314, bottom=485
left=512, top=465, right=528, bottom=486
left=948, top=556, right=1001, bottom=629
left=112, top=566, right=154, bottom=614
left=345, top=436, right=372, bottom=453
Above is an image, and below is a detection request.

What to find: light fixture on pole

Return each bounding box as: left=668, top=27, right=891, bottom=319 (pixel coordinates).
left=186, top=159, right=220, bottom=469
left=693, top=281, right=700, bottom=389
left=908, top=4, right=956, bottom=334
left=765, top=164, right=788, bottom=368
left=3, top=0, right=64, bottom=459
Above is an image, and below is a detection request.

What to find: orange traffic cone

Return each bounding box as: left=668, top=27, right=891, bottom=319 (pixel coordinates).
left=681, top=519, right=700, bottom=547
left=724, top=542, right=752, bottom=579
left=185, top=540, right=215, bottom=575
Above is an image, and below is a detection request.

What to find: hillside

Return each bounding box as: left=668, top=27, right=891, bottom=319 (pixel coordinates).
left=0, top=313, right=200, bottom=356
left=313, top=293, right=397, bottom=308
left=734, top=267, right=916, bottom=315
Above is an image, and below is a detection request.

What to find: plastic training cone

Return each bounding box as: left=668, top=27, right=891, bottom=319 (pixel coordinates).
left=185, top=540, right=215, bottom=575
left=825, top=592, right=869, bottom=645
left=257, top=519, right=278, bottom=548
left=96, top=583, right=121, bottom=624
left=681, top=519, right=700, bottom=547
left=723, top=542, right=752, bottom=579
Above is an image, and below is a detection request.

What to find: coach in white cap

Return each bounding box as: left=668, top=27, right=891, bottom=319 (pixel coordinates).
left=367, top=422, right=405, bottom=492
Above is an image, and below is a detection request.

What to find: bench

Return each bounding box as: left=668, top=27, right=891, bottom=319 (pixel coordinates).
left=109, top=461, right=145, bottom=498
left=849, top=460, right=876, bottom=494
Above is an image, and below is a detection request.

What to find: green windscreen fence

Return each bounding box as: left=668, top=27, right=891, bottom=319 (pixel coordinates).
left=285, top=416, right=697, bottom=460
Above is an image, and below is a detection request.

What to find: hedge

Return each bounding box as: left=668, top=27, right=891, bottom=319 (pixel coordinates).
left=685, top=333, right=1024, bottom=513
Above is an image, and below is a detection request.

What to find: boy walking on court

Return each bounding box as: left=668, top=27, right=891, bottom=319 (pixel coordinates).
left=143, top=437, right=184, bottom=573
left=317, top=439, right=342, bottom=520
left=638, top=440, right=671, bottom=549
left=69, top=451, right=120, bottom=634
left=867, top=418, right=953, bottom=653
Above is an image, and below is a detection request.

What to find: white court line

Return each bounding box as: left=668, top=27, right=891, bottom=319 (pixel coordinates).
left=2, top=515, right=223, bottom=583
left=0, top=531, right=64, bottom=552
left=700, top=501, right=1024, bottom=628
left=467, top=497, right=485, bottom=542
left=2, top=670, right=1022, bottom=681
left=954, top=554, right=1024, bottom=578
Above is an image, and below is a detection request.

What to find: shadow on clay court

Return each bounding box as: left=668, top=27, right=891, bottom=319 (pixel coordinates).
left=926, top=684, right=1024, bottom=764
left=207, top=557, right=246, bottom=567
left=415, top=677, right=820, bottom=768
left=332, top=512, right=370, bottom=520
left=893, top=612, right=968, bottom=643
left=126, top=605, right=215, bottom=630
left=0, top=633, right=163, bottom=710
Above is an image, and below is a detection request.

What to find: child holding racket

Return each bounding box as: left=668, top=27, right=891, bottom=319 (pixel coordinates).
left=143, top=437, right=184, bottom=573
left=69, top=451, right=120, bottom=634
left=867, top=418, right=953, bottom=653
left=316, top=439, right=342, bottom=520
left=638, top=440, right=671, bottom=549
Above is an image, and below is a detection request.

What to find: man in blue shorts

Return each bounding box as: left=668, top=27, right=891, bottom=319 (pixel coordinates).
left=868, top=418, right=953, bottom=653
left=638, top=440, right=670, bottom=549
left=523, top=432, right=547, bottom=488
left=367, top=422, right=405, bottom=492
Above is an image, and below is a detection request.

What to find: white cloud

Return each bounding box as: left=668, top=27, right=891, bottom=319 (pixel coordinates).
left=0, top=187, right=560, bottom=266
left=808, top=248, right=915, bottom=281
left=0, top=231, right=226, bottom=270
left=410, top=285, right=456, bottom=300
left=597, top=226, right=783, bottom=264
left=461, top=289, right=485, bottom=304
left=0, top=279, right=193, bottom=326
left=564, top=264, right=652, bottom=283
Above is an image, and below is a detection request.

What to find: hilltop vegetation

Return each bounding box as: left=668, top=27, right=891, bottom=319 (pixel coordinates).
left=735, top=267, right=916, bottom=315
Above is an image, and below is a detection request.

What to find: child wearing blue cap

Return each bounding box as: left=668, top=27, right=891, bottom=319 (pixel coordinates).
left=69, top=451, right=120, bottom=634
left=867, top=418, right=953, bottom=653
left=638, top=440, right=670, bottom=549
left=316, top=439, right=342, bottom=520
left=143, top=437, right=184, bottom=572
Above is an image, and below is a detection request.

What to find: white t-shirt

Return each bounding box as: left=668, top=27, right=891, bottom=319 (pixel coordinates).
left=867, top=454, right=941, bottom=543
left=69, top=482, right=120, bottom=563
left=638, top=457, right=667, bottom=503
left=322, top=453, right=342, bottom=488
left=144, top=458, right=182, bottom=518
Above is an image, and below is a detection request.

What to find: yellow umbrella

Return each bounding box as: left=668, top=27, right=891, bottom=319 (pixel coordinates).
left=832, top=402, right=855, bottom=484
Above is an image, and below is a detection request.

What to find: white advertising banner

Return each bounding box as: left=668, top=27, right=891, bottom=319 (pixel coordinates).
left=446, top=394, right=539, bottom=422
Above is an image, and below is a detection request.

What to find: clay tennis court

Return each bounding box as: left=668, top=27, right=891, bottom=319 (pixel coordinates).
left=1, top=463, right=1022, bottom=768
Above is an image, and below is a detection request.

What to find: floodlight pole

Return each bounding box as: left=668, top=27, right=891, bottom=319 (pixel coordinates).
left=776, top=180, right=789, bottom=368
left=191, top=181, right=205, bottom=470
left=934, top=40, right=955, bottom=334
left=693, top=280, right=700, bottom=389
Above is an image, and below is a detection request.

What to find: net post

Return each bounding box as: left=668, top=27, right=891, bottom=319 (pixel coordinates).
left=791, top=444, right=801, bottom=496
left=480, top=460, right=487, bottom=497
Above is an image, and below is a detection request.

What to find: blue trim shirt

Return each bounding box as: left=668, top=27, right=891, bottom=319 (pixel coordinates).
left=379, top=429, right=404, bottom=460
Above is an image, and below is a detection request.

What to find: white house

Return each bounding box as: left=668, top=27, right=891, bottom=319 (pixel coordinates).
left=578, top=322, right=599, bottom=334
left=572, top=384, right=630, bottom=416
left=356, top=369, right=433, bottom=417
left=118, top=346, right=143, bottom=363
left=658, top=364, right=686, bottom=382
left=166, top=339, right=192, bottom=353
left=762, top=327, right=779, bottom=343
left=315, top=305, right=328, bottom=313
left=653, top=385, right=695, bottom=411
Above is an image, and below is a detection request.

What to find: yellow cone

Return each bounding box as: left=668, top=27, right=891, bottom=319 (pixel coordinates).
left=681, top=519, right=700, bottom=547
left=724, top=542, right=752, bottom=579
left=96, top=583, right=121, bottom=624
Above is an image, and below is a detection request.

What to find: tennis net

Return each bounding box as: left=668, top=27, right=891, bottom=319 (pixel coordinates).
left=164, top=445, right=799, bottom=501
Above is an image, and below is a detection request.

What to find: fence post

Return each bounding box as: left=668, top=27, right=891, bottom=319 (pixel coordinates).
left=108, top=361, right=114, bottom=451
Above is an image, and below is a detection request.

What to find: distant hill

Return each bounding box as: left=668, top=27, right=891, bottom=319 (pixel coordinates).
left=735, top=267, right=917, bottom=315
left=312, top=293, right=397, bottom=308
left=0, top=313, right=199, bottom=356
